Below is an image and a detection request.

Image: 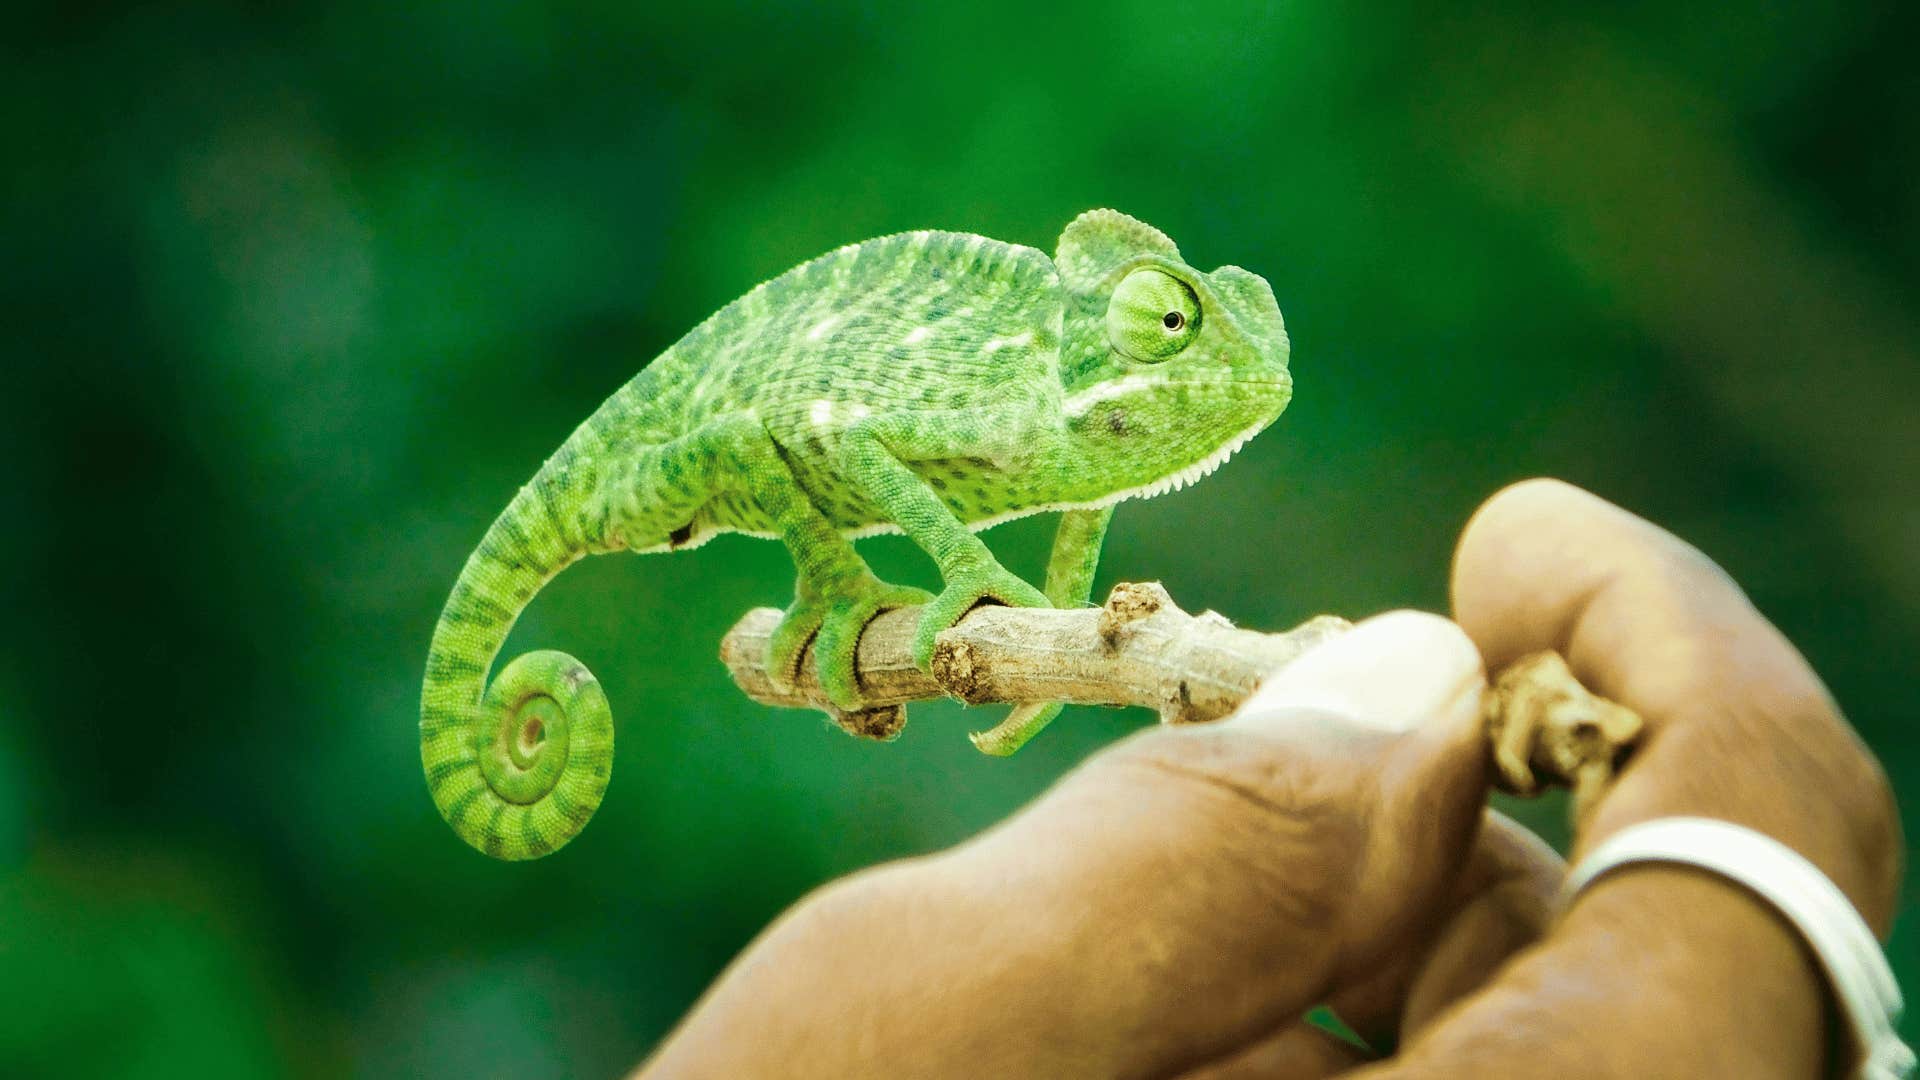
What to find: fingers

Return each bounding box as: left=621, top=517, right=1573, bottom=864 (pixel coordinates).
left=1316, top=479, right=1887, bottom=1078
left=1166, top=811, right=1567, bottom=1078
left=1173, top=1020, right=1373, bottom=1079
left=1235, top=609, right=1486, bottom=739
left=1450, top=477, right=1899, bottom=927
left=1395, top=811, right=1563, bottom=1037
left=1453, top=478, right=1806, bottom=715
left=818, top=612, right=1498, bottom=1077
left=1233, top=608, right=1490, bottom=801
left=1298, top=810, right=1563, bottom=1047
left=1224, top=611, right=1494, bottom=980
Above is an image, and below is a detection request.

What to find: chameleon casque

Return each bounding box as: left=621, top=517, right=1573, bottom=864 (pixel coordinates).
left=421, top=209, right=1293, bottom=859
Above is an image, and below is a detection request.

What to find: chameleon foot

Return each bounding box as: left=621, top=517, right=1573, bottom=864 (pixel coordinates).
left=913, top=563, right=1051, bottom=668
left=968, top=701, right=1062, bottom=757
left=767, top=578, right=933, bottom=710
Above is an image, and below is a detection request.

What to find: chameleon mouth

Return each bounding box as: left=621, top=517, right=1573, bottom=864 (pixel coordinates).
left=946, top=413, right=1276, bottom=532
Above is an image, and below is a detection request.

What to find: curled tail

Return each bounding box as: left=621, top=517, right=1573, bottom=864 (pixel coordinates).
left=420, top=462, right=614, bottom=860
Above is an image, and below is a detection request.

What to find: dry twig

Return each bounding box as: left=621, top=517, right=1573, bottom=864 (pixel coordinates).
left=719, top=582, right=1640, bottom=817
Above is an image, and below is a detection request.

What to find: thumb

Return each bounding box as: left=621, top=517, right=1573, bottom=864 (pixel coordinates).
left=1230, top=609, right=1487, bottom=746
left=1224, top=610, right=1494, bottom=972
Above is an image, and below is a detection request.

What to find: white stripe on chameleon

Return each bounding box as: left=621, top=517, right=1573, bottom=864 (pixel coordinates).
left=809, top=399, right=834, bottom=425
left=983, top=330, right=1034, bottom=354
left=1062, top=373, right=1167, bottom=417
left=903, top=326, right=932, bottom=345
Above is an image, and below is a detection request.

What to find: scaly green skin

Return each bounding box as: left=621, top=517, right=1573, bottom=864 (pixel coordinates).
left=421, top=209, right=1293, bottom=859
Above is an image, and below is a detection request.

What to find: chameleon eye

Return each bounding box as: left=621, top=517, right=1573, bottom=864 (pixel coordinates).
left=1107, top=268, right=1200, bottom=362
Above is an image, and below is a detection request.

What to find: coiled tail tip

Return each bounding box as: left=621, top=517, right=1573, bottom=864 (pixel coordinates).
left=421, top=649, right=615, bottom=861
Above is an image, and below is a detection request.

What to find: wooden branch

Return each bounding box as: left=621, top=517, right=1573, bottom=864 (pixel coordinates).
left=1486, top=650, right=1644, bottom=812
left=720, top=582, right=1349, bottom=736
left=719, top=582, right=1641, bottom=816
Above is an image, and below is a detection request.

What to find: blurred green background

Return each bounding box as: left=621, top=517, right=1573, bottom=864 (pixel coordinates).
left=7, top=2, right=1918, bottom=1075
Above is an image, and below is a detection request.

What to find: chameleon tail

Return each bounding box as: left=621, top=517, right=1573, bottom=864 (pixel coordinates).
left=419, top=462, right=614, bottom=860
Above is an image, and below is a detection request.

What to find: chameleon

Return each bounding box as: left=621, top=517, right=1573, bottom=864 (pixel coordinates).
left=421, top=209, right=1293, bottom=860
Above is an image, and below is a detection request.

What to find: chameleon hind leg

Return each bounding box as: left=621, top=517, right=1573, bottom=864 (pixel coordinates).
left=709, top=419, right=932, bottom=711
left=968, top=506, right=1114, bottom=755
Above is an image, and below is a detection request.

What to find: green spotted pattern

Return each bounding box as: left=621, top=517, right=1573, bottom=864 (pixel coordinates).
left=421, top=209, right=1293, bottom=859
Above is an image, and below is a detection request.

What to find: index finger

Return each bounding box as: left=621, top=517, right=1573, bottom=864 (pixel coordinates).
left=1448, top=478, right=1899, bottom=927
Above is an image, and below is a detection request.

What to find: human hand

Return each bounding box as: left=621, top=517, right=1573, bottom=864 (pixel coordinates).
left=1357, top=479, right=1902, bottom=1078
left=641, top=609, right=1556, bottom=1079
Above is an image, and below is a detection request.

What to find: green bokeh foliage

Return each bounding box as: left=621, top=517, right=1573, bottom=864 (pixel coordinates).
left=5, top=2, right=1918, bottom=1075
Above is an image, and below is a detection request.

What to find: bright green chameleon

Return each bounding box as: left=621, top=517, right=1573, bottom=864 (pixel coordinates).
left=421, top=209, right=1293, bottom=859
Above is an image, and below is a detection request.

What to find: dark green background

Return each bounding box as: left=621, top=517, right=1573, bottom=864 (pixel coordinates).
left=7, top=3, right=1917, bottom=1075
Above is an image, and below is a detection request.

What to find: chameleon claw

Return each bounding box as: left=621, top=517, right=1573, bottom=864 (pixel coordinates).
left=770, top=578, right=932, bottom=711
left=968, top=701, right=1063, bottom=756
left=913, top=564, right=1051, bottom=669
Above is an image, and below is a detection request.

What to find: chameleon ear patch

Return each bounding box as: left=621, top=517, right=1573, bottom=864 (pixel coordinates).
left=1055, top=209, right=1181, bottom=296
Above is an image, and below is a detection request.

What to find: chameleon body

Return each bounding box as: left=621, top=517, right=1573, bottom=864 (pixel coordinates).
left=421, top=209, right=1292, bottom=859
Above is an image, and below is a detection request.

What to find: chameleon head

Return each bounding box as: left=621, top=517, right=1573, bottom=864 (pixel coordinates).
left=1054, top=210, right=1293, bottom=498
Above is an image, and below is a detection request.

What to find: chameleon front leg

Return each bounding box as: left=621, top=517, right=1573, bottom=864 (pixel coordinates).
left=840, top=411, right=1119, bottom=755
left=770, top=570, right=933, bottom=712
left=969, top=506, right=1113, bottom=755
left=840, top=412, right=1054, bottom=670
left=713, top=419, right=931, bottom=711
left=1041, top=505, right=1113, bottom=608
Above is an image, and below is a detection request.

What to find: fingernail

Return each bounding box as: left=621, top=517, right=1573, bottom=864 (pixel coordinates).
left=1230, top=610, right=1486, bottom=735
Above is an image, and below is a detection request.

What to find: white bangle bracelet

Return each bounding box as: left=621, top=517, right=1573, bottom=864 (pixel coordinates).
left=1562, top=817, right=1912, bottom=1080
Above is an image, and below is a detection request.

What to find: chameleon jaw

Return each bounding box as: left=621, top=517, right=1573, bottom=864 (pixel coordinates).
left=1086, top=416, right=1271, bottom=503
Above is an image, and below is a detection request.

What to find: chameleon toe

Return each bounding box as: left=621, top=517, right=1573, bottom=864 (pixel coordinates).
left=810, top=581, right=934, bottom=710
left=809, top=613, right=868, bottom=711
left=969, top=701, right=1064, bottom=757
left=765, top=599, right=828, bottom=695
left=912, top=567, right=1052, bottom=669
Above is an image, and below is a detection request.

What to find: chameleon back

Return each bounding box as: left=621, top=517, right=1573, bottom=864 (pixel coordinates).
left=566, top=230, right=1067, bottom=542
left=600, top=231, right=1060, bottom=437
